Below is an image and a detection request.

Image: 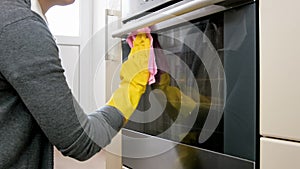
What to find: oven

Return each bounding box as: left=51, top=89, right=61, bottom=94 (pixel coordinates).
left=113, top=0, right=257, bottom=168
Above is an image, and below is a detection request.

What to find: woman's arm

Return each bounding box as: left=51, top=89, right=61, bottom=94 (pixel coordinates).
left=0, top=16, right=124, bottom=161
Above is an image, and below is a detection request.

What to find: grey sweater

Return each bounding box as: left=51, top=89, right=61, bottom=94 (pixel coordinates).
left=0, top=0, right=124, bottom=168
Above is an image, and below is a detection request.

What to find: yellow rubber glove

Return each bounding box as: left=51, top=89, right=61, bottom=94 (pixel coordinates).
left=107, top=33, right=150, bottom=121
left=153, top=73, right=197, bottom=118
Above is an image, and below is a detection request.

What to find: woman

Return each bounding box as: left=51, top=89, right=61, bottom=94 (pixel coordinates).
left=0, top=0, right=150, bottom=168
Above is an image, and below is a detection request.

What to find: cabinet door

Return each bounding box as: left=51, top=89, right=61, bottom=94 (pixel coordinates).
left=260, top=0, right=300, bottom=141
left=57, top=45, right=80, bottom=100
left=260, top=138, right=300, bottom=169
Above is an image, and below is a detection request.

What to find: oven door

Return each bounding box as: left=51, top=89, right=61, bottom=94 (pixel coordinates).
left=118, top=1, right=257, bottom=169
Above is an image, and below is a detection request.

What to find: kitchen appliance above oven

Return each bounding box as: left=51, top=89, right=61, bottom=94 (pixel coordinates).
left=114, top=0, right=257, bottom=168
left=122, top=0, right=181, bottom=22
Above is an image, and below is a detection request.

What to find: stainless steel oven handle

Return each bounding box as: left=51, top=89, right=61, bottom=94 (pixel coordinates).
left=112, top=0, right=225, bottom=38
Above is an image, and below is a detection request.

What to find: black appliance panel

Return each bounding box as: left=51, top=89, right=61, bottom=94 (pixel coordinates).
left=121, top=3, right=256, bottom=169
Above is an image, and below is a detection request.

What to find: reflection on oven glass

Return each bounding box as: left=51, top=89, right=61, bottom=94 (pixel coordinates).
left=125, top=13, right=226, bottom=153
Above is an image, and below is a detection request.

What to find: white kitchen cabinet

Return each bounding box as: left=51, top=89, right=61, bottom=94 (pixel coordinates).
left=260, top=0, right=300, bottom=141
left=260, top=138, right=300, bottom=169
left=57, top=45, right=80, bottom=100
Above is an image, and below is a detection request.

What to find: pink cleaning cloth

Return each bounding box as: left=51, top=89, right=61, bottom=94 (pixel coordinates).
left=126, top=27, right=157, bottom=85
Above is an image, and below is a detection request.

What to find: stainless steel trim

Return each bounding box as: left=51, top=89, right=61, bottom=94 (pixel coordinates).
left=122, top=0, right=175, bottom=21
left=122, top=128, right=255, bottom=163
left=112, top=0, right=224, bottom=38
left=151, top=4, right=226, bottom=31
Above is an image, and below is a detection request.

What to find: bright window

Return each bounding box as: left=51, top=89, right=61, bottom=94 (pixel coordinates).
left=46, top=1, right=80, bottom=37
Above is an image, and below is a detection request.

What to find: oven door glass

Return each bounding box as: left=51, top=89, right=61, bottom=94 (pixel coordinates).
left=122, top=3, right=256, bottom=164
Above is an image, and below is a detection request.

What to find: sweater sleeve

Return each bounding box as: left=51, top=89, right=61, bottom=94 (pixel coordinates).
left=0, top=16, right=124, bottom=161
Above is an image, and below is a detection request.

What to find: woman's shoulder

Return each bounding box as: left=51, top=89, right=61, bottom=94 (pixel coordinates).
left=0, top=4, right=47, bottom=36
